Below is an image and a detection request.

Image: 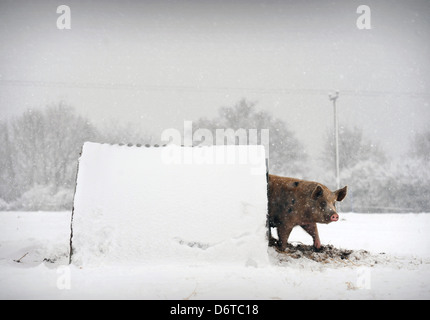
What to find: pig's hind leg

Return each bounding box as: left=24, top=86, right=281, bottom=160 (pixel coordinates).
left=300, top=223, right=321, bottom=249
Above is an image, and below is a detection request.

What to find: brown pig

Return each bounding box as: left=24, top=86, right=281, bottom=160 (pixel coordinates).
left=267, top=174, right=347, bottom=250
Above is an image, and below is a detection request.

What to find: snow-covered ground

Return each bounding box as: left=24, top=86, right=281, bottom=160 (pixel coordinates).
left=1, top=211, right=430, bottom=299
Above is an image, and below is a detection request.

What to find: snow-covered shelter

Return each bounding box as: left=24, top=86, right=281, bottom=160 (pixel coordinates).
left=69, top=142, right=269, bottom=267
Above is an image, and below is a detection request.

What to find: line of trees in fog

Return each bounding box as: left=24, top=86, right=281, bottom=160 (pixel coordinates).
left=0, top=102, right=153, bottom=210
left=1, top=100, right=429, bottom=212
left=320, top=126, right=430, bottom=212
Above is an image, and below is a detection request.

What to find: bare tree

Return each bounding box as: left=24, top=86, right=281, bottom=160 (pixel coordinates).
left=0, top=121, right=18, bottom=201
left=410, top=131, right=430, bottom=162
left=321, top=125, right=386, bottom=173
left=319, top=126, right=390, bottom=212
left=42, top=103, right=98, bottom=190
left=97, top=119, right=154, bottom=146
left=1, top=103, right=98, bottom=208
left=193, top=99, right=308, bottom=176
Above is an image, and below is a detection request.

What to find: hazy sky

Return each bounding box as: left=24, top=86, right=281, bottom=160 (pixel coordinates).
left=1, top=0, right=429, bottom=160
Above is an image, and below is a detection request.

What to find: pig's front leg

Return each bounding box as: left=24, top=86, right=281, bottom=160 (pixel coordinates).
left=276, top=223, right=294, bottom=251
left=300, top=223, right=321, bottom=249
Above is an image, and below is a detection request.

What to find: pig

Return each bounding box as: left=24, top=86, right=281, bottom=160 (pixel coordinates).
left=267, top=174, right=347, bottom=250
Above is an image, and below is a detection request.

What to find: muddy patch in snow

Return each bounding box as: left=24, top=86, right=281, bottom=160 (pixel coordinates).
left=269, top=243, right=404, bottom=268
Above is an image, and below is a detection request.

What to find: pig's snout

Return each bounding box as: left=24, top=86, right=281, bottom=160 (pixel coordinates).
left=330, top=213, right=339, bottom=222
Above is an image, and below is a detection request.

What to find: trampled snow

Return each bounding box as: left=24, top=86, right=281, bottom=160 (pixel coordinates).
left=70, top=142, right=268, bottom=267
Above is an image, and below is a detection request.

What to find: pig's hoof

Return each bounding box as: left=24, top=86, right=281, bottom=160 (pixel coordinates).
left=268, top=237, right=278, bottom=247
left=269, top=238, right=279, bottom=247
left=313, top=246, right=323, bottom=252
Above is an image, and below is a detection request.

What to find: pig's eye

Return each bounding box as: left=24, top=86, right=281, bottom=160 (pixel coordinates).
left=320, top=201, right=327, bottom=208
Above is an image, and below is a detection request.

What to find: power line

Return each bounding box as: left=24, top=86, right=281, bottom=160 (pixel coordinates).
left=1, top=79, right=429, bottom=98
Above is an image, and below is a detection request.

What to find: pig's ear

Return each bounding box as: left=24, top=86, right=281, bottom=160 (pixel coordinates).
left=311, top=185, right=324, bottom=200
left=335, top=186, right=348, bottom=202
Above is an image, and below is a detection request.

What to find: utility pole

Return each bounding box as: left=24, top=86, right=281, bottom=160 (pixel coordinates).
left=329, top=91, right=340, bottom=190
